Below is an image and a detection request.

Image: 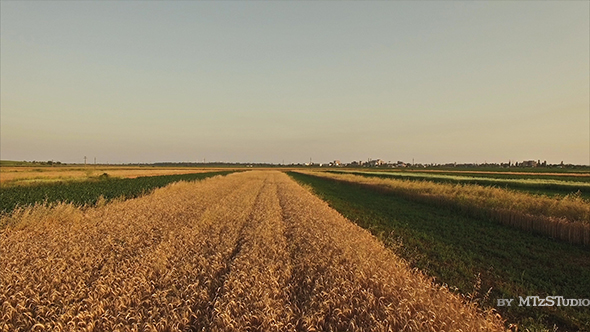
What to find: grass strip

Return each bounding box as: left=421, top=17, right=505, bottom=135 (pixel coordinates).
left=403, top=170, right=590, bottom=183
left=328, top=170, right=590, bottom=198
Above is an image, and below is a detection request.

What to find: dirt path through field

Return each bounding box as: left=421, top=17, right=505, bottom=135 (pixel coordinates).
left=1, top=171, right=504, bottom=331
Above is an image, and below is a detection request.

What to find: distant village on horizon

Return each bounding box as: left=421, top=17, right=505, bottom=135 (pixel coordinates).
left=3, top=158, right=588, bottom=169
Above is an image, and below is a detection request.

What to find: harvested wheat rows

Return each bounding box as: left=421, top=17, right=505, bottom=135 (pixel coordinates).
left=1, top=171, right=504, bottom=331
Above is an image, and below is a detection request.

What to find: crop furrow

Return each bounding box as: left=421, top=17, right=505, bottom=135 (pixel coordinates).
left=210, top=172, right=295, bottom=332
left=201, top=179, right=266, bottom=330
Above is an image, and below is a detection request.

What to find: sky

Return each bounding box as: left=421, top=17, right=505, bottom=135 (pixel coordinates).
left=1, top=1, right=589, bottom=165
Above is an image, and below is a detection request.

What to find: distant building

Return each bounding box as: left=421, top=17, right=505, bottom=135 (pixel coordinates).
left=367, top=159, right=386, bottom=167
left=521, top=160, right=538, bottom=167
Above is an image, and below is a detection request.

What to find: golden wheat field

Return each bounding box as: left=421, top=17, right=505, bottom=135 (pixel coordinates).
left=0, top=171, right=505, bottom=331
left=0, top=167, right=220, bottom=185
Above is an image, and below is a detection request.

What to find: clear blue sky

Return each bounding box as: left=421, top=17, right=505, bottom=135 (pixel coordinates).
left=1, top=1, right=588, bottom=165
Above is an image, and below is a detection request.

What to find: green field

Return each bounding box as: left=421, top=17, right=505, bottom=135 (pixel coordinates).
left=379, top=169, right=590, bottom=182
left=289, top=171, right=590, bottom=332
left=401, top=166, right=590, bottom=174
left=329, top=170, right=590, bottom=198
left=0, top=171, right=234, bottom=216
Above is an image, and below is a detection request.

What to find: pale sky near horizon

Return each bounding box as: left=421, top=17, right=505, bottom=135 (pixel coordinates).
left=1, top=1, right=588, bottom=165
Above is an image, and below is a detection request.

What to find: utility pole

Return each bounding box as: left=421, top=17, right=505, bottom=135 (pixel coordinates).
left=94, top=157, right=96, bottom=166
left=84, top=156, right=87, bottom=166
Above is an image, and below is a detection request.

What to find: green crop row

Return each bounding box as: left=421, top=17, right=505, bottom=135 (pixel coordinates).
left=329, top=170, right=590, bottom=198
left=394, top=170, right=590, bottom=183
left=0, top=171, right=234, bottom=214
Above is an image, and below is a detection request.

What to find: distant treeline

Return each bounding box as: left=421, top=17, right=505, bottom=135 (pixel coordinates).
left=1, top=160, right=63, bottom=166
left=3, top=160, right=590, bottom=171
left=151, top=162, right=286, bottom=167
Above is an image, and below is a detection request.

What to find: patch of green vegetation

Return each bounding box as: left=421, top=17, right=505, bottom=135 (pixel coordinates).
left=423, top=167, right=590, bottom=174
left=0, top=171, right=234, bottom=215
left=330, top=170, right=590, bottom=199
left=0, top=160, right=33, bottom=167
left=288, top=172, right=590, bottom=332
left=417, top=171, right=590, bottom=183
